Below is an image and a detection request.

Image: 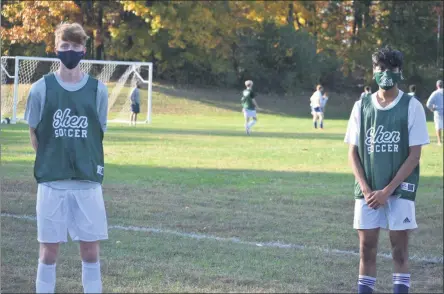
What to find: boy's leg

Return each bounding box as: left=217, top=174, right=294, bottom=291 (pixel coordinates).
left=358, top=229, right=379, bottom=293
left=390, top=231, right=410, bottom=294
left=243, top=110, right=250, bottom=134
left=386, top=197, right=417, bottom=294
left=434, top=113, right=443, bottom=144
left=312, top=112, right=318, bottom=128
left=37, top=243, right=59, bottom=293
left=36, top=184, right=69, bottom=293
left=354, top=198, right=387, bottom=293
left=80, top=241, right=102, bottom=293
left=68, top=185, right=108, bottom=293
left=319, top=112, right=324, bottom=129
left=134, top=113, right=137, bottom=126
left=247, top=116, right=257, bottom=130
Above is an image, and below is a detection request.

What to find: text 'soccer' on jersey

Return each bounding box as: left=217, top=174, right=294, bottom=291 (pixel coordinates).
left=365, top=125, right=400, bottom=154
left=53, top=108, right=88, bottom=138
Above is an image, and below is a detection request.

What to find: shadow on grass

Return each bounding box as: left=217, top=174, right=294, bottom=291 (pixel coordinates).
left=108, top=126, right=346, bottom=141
left=0, top=123, right=348, bottom=142
left=152, top=84, right=356, bottom=120
left=3, top=159, right=443, bottom=193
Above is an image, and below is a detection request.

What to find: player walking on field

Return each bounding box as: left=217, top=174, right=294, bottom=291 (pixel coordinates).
left=24, top=22, right=109, bottom=293
left=241, top=80, right=260, bottom=135
left=344, top=46, right=429, bottom=294
left=426, top=80, right=443, bottom=145
left=360, top=86, right=372, bottom=100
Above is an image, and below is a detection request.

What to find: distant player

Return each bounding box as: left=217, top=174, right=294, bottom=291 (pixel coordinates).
left=407, top=84, right=418, bottom=99
left=241, top=80, right=259, bottom=135
left=426, top=80, right=443, bottom=145
left=360, top=86, right=372, bottom=100
left=310, top=84, right=323, bottom=129
left=319, top=91, right=329, bottom=128
left=344, top=46, right=429, bottom=294
left=24, top=23, right=108, bottom=293
left=130, top=81, right=141, bottom=126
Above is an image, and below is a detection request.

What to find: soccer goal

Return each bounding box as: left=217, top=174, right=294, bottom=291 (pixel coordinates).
left=1, top=56, right=153, bottom=124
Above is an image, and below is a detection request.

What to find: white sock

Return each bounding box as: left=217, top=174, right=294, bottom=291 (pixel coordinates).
left=36, top=260, right=56, bottom=293
left=82, top=261, right=102, bottom=293
left=247, top=120, right=257, bottom=129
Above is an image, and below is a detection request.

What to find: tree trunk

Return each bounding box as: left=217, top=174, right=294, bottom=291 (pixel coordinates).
left=287, top=3, right=294, bottom=28
left=95, top=4, right=104, bottom=60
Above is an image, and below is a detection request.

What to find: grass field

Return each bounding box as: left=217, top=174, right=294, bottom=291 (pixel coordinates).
left=1, top=84, right=443, bottom=293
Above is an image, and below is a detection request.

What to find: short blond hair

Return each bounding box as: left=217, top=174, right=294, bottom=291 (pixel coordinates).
left=55, top=22, right=89, bottom=47
left=245, top=80, right=253, bottom=88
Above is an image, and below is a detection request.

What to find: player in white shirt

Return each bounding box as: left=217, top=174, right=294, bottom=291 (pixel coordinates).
left=310, top=84, right=324, bottom=129
left=426, top=80, right=443, bottom=145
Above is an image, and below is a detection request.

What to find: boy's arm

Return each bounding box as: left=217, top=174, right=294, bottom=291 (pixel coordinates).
left=344, top=101, right=373, bottom=200
left=29, top=127, right=38, bottom=153
left=426, top=92, right=435, bottom=111
left=348, top=144, right=372, bottom=199
left=381, top=146, right=422, bottom=197
left=252, top=98, right=259, bottom=109
left=24, top=80, right=44, bottom=153
left=97, top=83, right=109, bottom=132
left=368, top=146, right=422, bottom=209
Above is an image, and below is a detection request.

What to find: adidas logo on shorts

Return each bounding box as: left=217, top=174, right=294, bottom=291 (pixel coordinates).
left=403, top=217, right=410, bottom=223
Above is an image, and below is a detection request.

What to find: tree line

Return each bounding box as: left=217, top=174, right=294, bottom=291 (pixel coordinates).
left=1, top=0, right=443, bottom=98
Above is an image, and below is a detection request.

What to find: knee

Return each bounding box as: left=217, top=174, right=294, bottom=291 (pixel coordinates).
left=40, top=244, right=59, bottom=264
left=360, top=240, right=377, bottom=263
left=80, top=242, right=99, bottom=263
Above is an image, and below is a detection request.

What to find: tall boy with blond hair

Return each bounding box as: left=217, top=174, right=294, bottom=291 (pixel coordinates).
left=24, top=22, right=109, bottom=293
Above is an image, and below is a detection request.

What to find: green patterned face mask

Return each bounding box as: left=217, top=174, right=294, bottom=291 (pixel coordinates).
left=374, top=71, right=402, bottom=90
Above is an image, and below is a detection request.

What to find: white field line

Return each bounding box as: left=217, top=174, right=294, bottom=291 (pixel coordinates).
left=2, top=212, right=443, bottom=265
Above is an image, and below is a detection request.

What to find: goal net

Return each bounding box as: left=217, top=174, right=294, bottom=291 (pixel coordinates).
left=1, top=56, right=153, bottom=124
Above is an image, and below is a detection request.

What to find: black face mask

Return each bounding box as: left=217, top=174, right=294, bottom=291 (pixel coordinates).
left=56, top=50, right=84, bottom=69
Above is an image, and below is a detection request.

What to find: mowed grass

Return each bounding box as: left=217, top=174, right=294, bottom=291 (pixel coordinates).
left=1, top=84, right=443, bottom=293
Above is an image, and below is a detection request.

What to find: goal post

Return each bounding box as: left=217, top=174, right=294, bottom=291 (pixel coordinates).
left=1, top=56, right=153, bottom=124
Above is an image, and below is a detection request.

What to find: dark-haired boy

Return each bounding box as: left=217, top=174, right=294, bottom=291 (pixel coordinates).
left=344, top=46, right=429, bottom=294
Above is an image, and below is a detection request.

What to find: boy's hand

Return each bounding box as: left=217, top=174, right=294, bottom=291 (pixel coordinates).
left=367, top=190, right=390, bottom=209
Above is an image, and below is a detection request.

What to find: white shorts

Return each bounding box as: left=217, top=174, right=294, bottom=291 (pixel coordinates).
left=310, top=107, right=323, bottom=117
left=243, top=109, right=257, bottom=118
left=434, top=112, right=443, bottom=130
left=36, top=184, right=108, bottom=243
left=353, top=196, right=417, bottom=231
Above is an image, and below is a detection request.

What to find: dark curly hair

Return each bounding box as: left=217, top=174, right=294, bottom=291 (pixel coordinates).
left=372, top=46, right=403, bottom=71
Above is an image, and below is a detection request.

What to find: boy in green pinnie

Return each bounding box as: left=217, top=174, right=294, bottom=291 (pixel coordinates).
left=344, top=46, right=429, bottom=294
